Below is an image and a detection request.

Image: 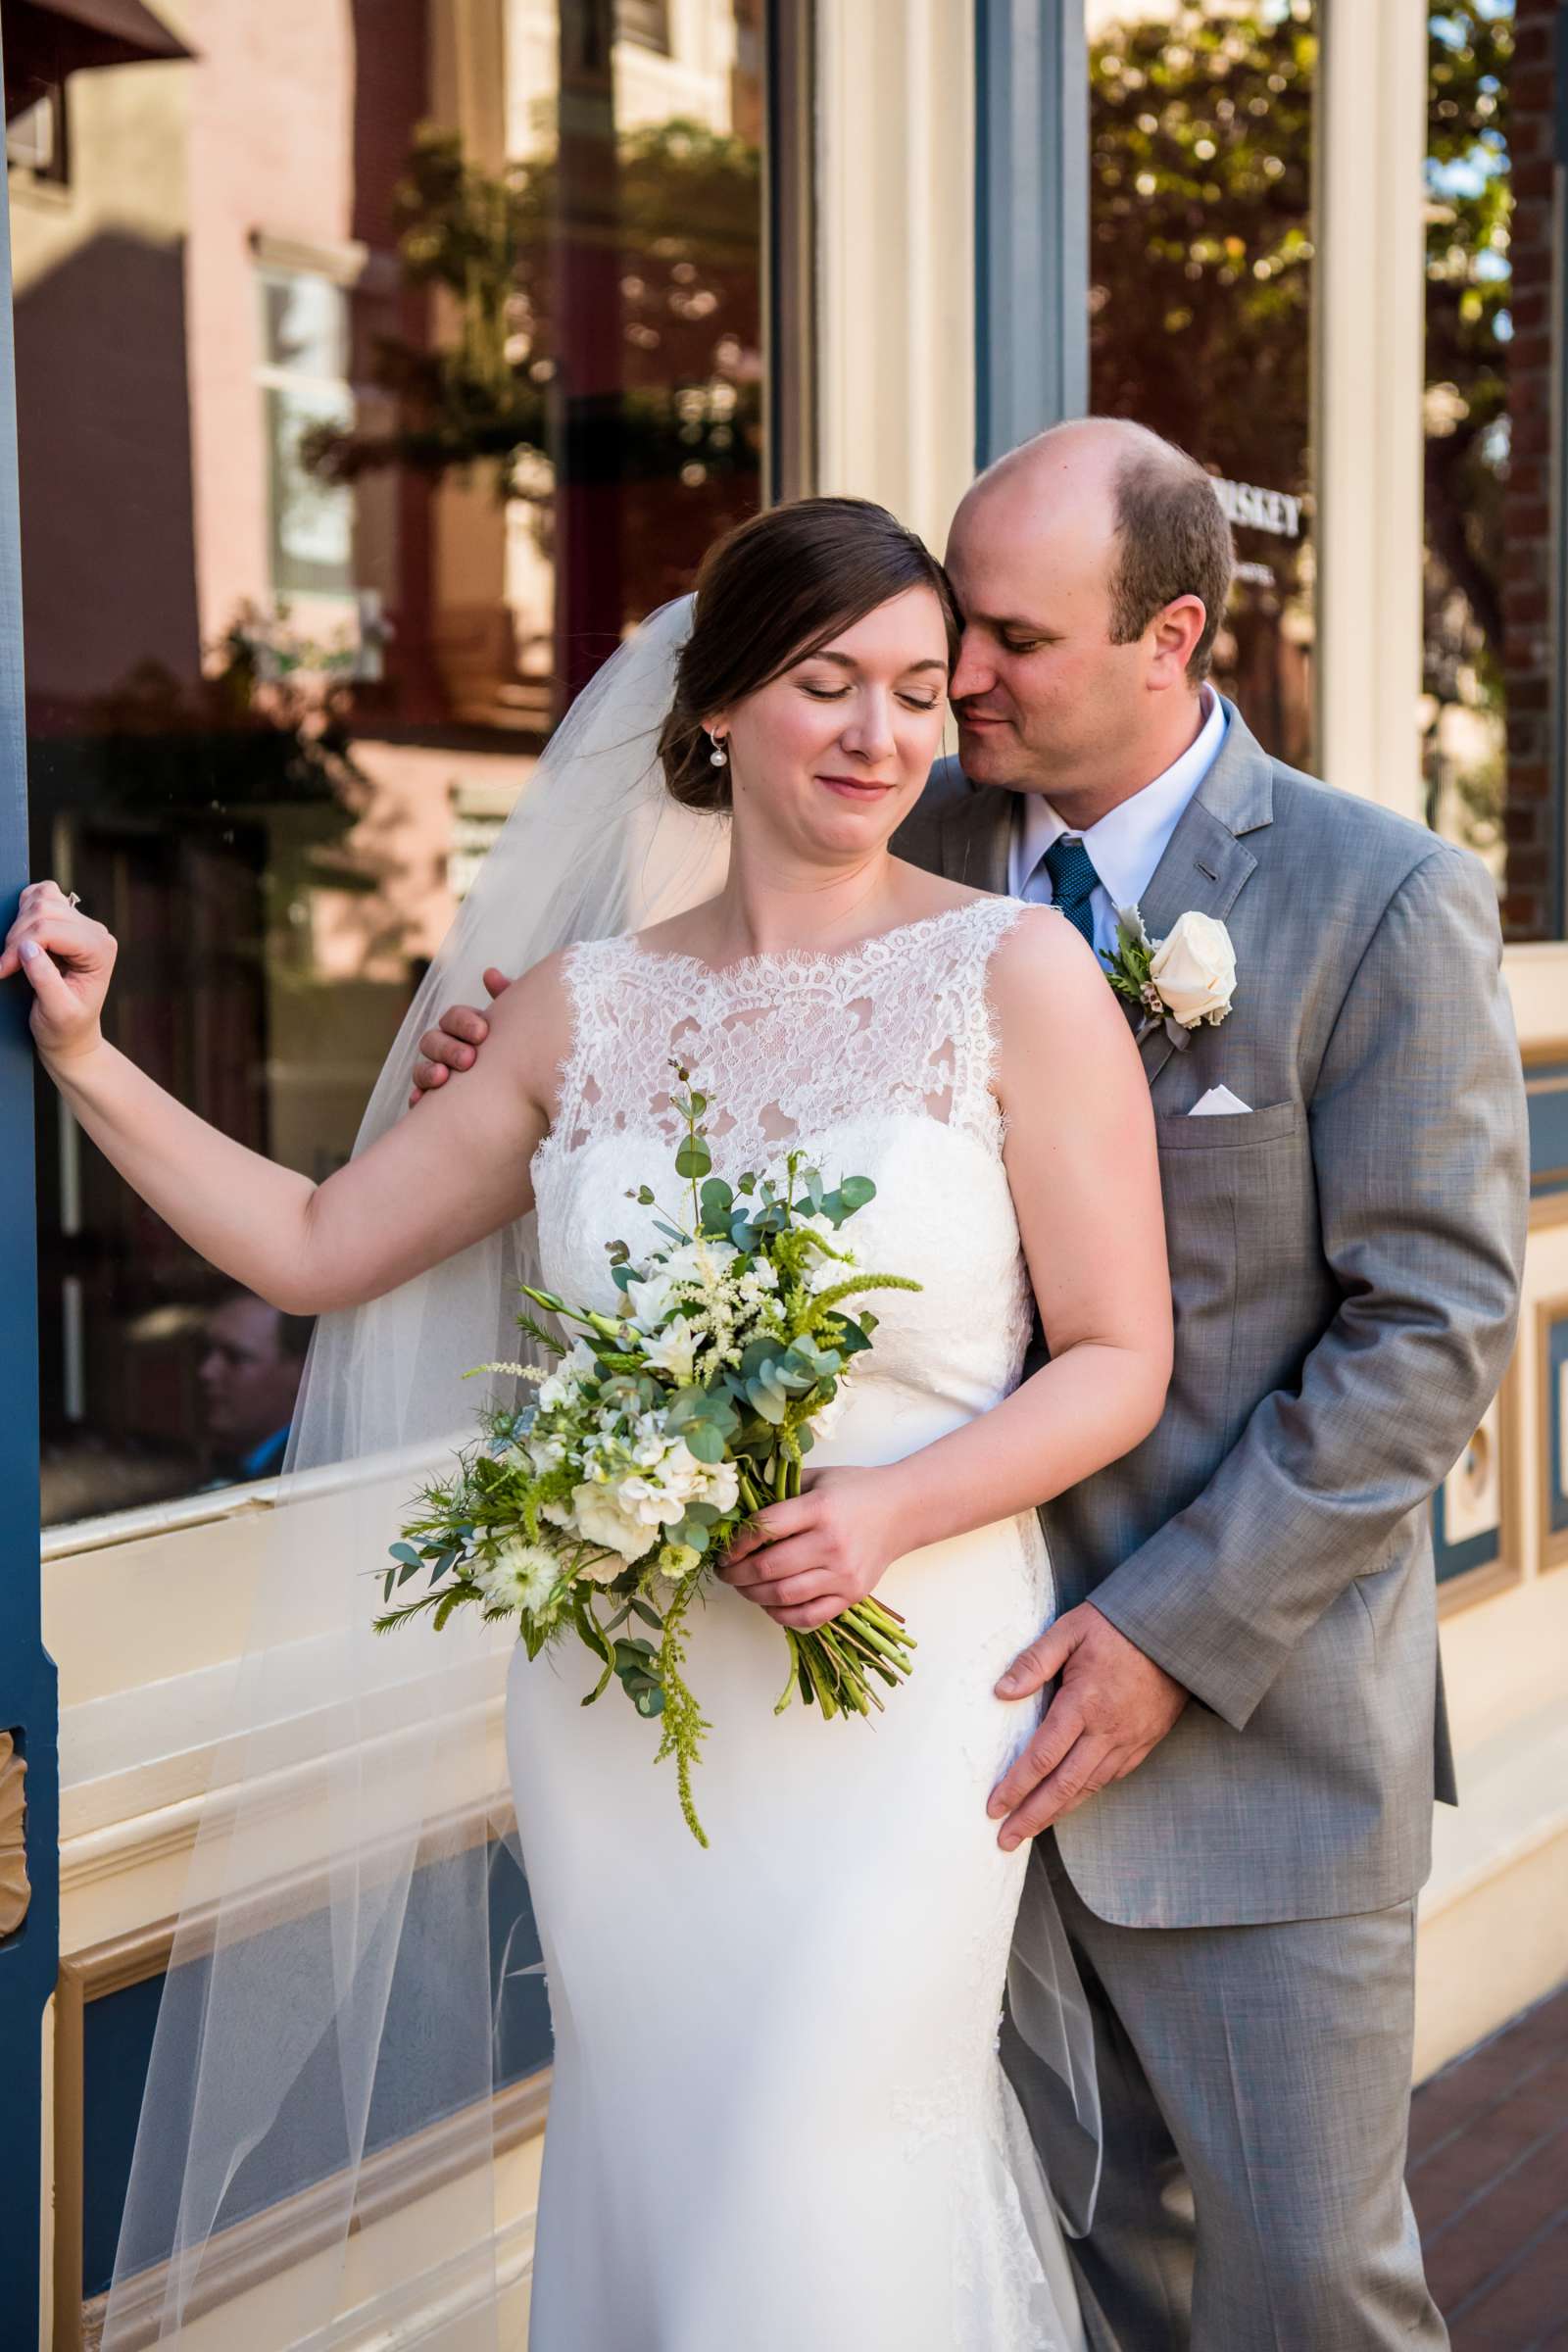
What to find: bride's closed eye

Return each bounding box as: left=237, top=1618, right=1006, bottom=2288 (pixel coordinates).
left=797, top=681, right=943, bottom=712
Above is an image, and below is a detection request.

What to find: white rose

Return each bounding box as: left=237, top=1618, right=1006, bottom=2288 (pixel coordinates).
left=570, top=1481, right=652, bottom=1565
left=1149, top=911, right=1237, bottom=1029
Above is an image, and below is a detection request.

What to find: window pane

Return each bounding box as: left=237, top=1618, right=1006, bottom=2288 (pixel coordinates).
left=13, top=0, right=767, bottom=1527
left=1422, top=1, right=1554, bottom=939
left=1088, top=0, right=1319, bottom=767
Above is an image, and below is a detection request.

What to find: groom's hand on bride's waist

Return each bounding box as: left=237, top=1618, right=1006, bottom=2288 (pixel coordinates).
left=408, top=968, right=514, bottom=1106
left=986, top=1605, right=1188, bottom=1849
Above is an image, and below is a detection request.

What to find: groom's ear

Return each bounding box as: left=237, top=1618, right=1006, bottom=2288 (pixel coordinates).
left=1148, top=595, right=1207, bottom=689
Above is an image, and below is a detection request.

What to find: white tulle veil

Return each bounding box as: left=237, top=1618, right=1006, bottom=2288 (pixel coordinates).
left=101, top=591, right=1098, bottom=2351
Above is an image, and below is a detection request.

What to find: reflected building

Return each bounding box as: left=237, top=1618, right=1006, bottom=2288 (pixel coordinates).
left=8, top=0, right=764, bottom=1523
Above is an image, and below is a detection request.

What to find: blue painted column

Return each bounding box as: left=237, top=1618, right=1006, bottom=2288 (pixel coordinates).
left=0, top=75, right=58, bottom=2344
left=973, top=0, right=1090, bottom=466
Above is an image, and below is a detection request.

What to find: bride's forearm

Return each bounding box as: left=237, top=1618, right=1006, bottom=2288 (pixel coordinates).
left=43, top=1039, right=318, bottom=1308
left=880, top=1341, right=1165, bottom=1557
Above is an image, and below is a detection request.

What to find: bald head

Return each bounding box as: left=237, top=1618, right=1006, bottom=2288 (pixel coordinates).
left=960, top=419, right=1233, bottom=680
left=971, top=415, right=1181, bottom=503
left=943, top=416, right=1235, bottom=822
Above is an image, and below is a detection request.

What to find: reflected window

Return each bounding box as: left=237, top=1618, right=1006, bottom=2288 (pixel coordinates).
left=1088, top=0, right=1318, bottom=767
left=1422, top=1, right=1556, bottom=939
left=259, top=271, right=356, bottom=597
left=14, top=0, right=769, bottom=1526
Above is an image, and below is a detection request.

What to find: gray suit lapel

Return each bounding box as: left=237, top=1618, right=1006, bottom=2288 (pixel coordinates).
left=924, top=710, right=1274, bottom=1086
left=1124, top=706, right=1274, bottom=1085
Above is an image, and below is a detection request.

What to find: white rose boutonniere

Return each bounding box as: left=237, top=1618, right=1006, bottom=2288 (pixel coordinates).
left=1104, top=905, right=1238, bottom=1050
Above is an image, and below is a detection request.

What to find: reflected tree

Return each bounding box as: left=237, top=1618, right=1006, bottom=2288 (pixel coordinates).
left=306, top=117, right=763, bottom=662
left=1088, top=2, right=1511, bottom=795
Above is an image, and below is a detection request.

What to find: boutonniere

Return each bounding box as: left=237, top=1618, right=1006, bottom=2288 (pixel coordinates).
left=1103, top=906, right=1238, bottom=1051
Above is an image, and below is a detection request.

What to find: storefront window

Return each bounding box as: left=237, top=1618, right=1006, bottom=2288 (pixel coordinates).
left=1087, top=0, right=1318, bottom=767
left=1422, top=1, right=1557, bottom=940
left=13, top=0, right=767, bottom=1526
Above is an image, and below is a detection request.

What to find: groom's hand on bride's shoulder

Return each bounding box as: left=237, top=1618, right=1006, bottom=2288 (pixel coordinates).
left=408, top=968, right=514, bottom=1106
left=986, top=1605, right=1187, bottom=1850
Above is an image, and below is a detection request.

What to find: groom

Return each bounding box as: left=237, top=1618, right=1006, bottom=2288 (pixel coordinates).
left=411, top=420, right=1529, bottom=2349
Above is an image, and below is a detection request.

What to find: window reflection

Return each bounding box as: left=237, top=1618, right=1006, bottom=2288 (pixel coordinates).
left=1422, top=1, right=1555, bottom=940
left=13, top=0, right=767, bottom=1526
left=1088, top=0, right=1317, bottom=767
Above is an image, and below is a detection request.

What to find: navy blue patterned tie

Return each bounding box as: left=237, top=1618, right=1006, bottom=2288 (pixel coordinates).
left=1040, top=835, right=1102, bottom=949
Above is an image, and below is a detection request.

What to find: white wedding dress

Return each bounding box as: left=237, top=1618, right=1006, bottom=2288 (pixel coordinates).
left=510, top=897, right=1086, bottom=2351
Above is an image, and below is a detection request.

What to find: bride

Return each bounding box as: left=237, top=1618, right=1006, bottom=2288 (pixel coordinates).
left=9, top=496, right=1169, bottom=2349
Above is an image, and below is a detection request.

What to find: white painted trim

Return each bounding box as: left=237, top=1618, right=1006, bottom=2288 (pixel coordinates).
left=1313, top=0, right=1428, bottom=817
left=814, top=0, right=976, bottom=554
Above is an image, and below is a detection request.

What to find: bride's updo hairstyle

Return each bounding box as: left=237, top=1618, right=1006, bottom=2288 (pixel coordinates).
left=658, top=496, right=960, bottom=813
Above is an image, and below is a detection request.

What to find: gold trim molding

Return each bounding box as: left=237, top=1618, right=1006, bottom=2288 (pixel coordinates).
left=0, top=1730, right=28, bottom=1935
left=1437, top=1348, right=1524, bottom=1618
left=1538, top=1296, right=1568, bottom=1577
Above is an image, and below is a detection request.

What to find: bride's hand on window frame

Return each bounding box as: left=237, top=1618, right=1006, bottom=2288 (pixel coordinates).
left=716, top=1464, right=913, bottom=1630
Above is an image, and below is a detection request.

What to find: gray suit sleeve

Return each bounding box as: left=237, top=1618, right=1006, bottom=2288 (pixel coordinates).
left=1089, top=846, right=1529, bottom=1730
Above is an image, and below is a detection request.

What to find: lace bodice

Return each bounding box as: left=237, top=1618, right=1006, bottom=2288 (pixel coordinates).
left=531, top=899, right=1040, bottom=1447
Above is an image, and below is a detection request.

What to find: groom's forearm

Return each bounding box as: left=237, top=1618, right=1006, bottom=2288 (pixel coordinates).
left=1092, top=848, right=1528, bottom=1729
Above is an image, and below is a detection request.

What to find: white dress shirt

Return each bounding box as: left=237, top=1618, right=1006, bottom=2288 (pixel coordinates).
left=1007, top=687, right=1230, bottom=960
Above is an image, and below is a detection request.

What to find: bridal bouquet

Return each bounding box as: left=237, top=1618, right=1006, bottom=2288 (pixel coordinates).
left=376, top=1066, right=920, bottom=1844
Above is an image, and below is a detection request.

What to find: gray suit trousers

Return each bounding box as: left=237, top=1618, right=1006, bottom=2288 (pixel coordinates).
left=1003, top=1839, right=1447, bottom=2351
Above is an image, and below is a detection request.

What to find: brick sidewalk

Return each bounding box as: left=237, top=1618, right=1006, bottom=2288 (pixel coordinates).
left=1408, top=1984, right=1568, bottom=2348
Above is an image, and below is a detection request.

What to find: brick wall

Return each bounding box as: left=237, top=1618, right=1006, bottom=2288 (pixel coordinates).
left=1501, top=0, right=1561, bottom=939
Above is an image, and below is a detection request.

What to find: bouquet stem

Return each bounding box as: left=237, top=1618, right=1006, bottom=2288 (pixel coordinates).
left=752, top=1458, right=917, bottom=1721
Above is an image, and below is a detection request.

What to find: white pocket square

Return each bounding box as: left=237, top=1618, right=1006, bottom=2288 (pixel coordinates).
left=1189, top=1086, right=1252, bottom=1117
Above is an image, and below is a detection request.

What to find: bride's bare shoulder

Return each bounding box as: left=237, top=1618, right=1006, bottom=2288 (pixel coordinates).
left=473, top=945, right=578, bottom=1112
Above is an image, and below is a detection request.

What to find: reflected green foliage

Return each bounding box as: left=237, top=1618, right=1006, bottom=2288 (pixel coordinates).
left=1422, top=4, right=1512, bottom=705
left=1089, top=2, right=1316, bottom=490
left=1091, top=3, right=1513, bottom=819
left=306, top=120, right=762, bottom=497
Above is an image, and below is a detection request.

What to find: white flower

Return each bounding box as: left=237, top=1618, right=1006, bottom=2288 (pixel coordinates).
left=538, top=1339, right=597, bottom=1411
left=617, top=1470, right=691, bottom=1529
left=626, top=1270, right=677, bottom=1327
left=474, top=1539, right=560, bottom=1615
left=570, top=1481, right=652, bottom=1564
left=641, top=1314, right=699, bottom=1382
left=806, top=1245, right=856, bottom=1295
left=1149, top=911, right=1237, bottom=1029
left=698, top=1456, right=740, bottom=1515
left=660, top=1238, right=738, bottom=1291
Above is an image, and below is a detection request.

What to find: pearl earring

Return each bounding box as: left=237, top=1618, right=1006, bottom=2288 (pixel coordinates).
left=709, top=735, right=728, bottom=768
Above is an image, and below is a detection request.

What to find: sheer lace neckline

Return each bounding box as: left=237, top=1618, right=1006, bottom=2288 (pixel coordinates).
left=536, top=895, right=1030, bottom=1178
left=623, top=897, right=998, bottom=984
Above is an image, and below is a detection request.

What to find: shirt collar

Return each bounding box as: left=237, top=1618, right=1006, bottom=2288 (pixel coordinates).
left=1012, top=685, right=1229, bottom=910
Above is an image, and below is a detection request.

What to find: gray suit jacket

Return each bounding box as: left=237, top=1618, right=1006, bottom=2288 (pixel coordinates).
left=894, top=707, right=1529, bottom=1928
